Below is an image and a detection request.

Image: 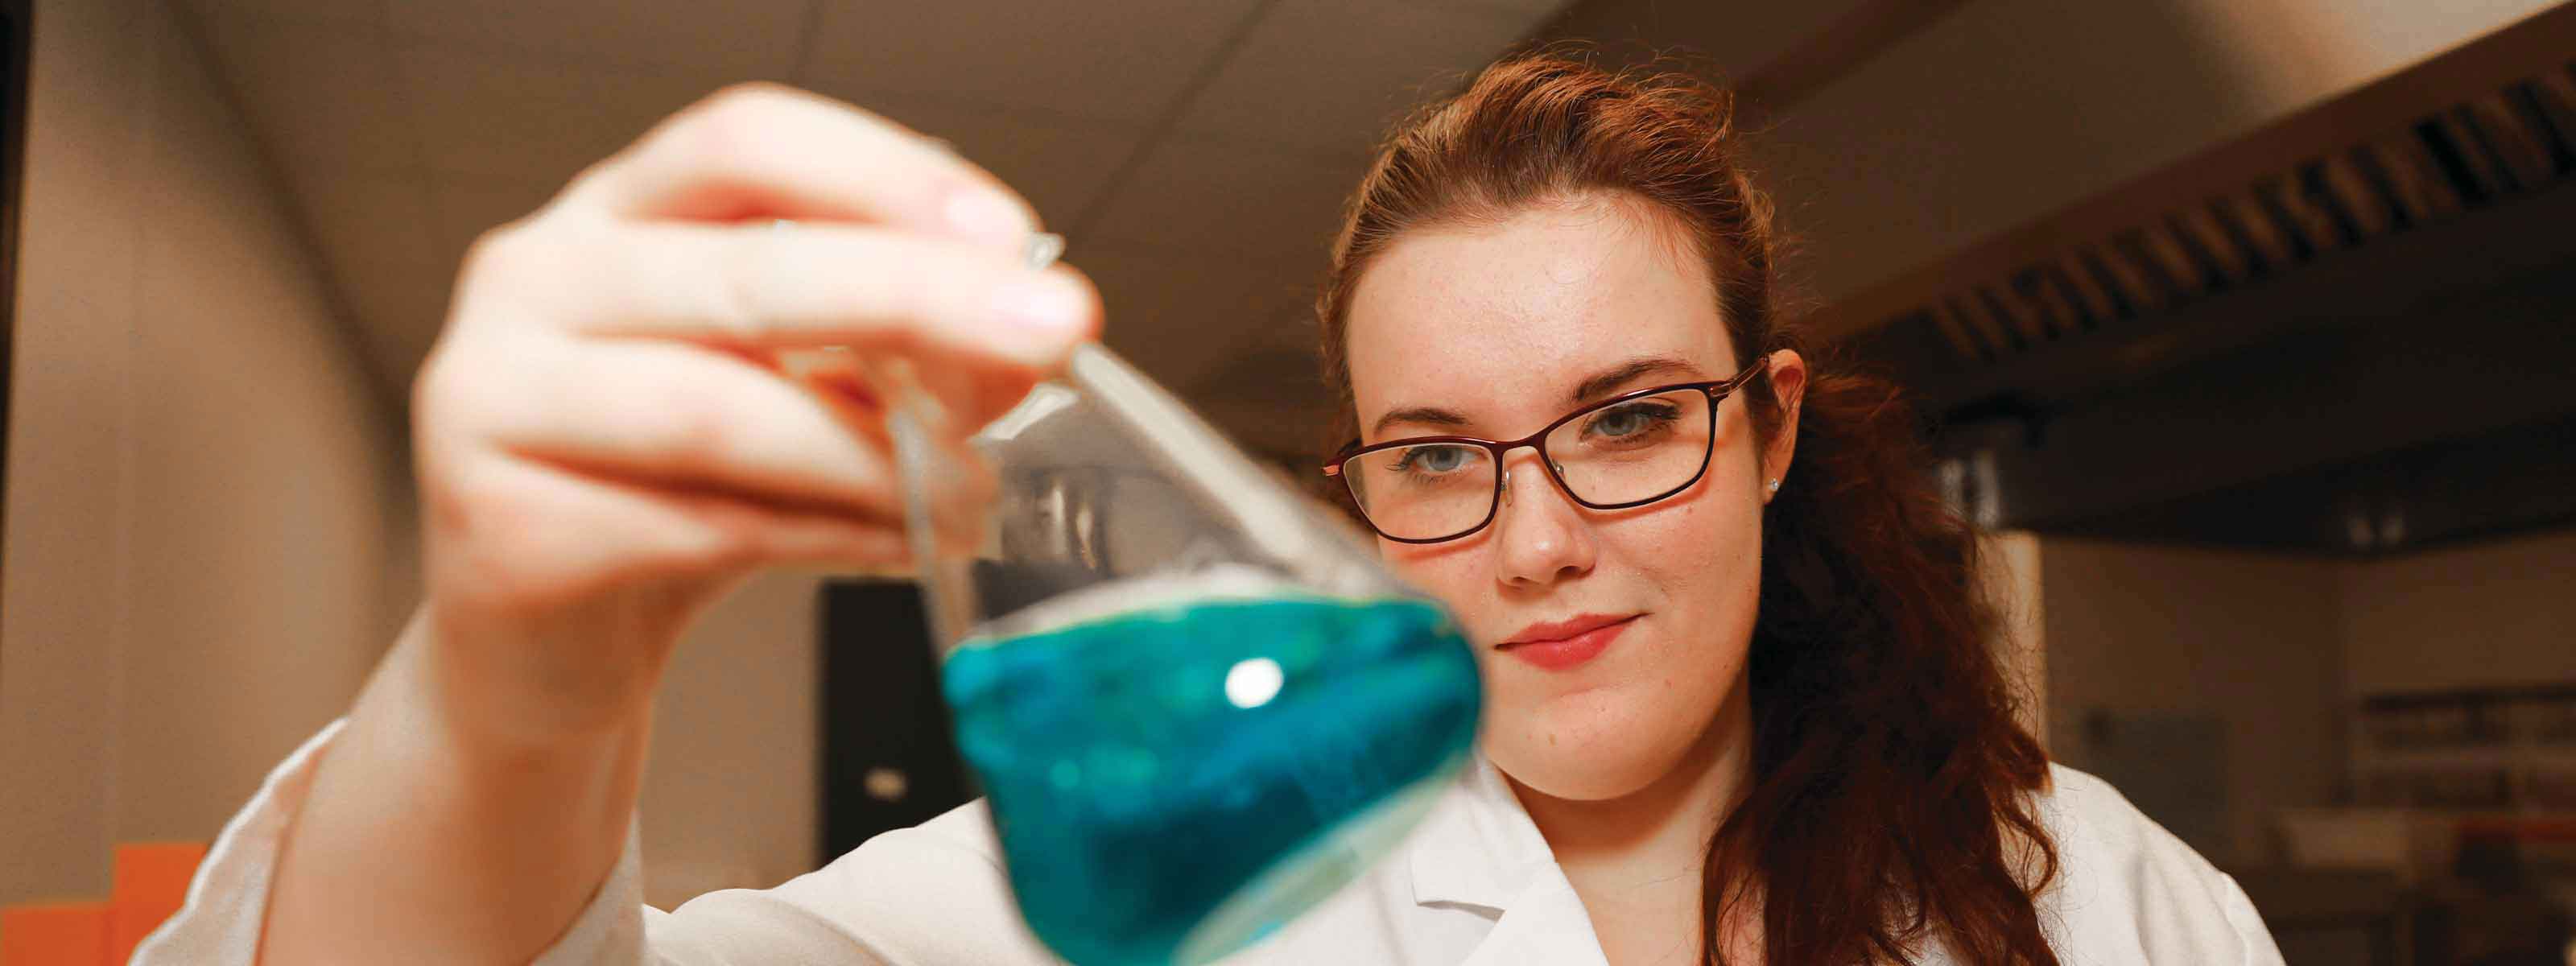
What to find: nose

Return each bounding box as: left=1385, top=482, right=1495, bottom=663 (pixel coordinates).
left=1491, top=450, right=1596, bottom=589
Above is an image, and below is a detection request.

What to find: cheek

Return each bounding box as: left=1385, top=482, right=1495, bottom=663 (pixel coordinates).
left=1377, top=539, right=1488, bottom=615
left=1610, top=464, right=1761, bottom=588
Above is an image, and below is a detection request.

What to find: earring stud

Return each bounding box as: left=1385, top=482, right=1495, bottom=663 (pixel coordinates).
left=1766, top=478, right=1781, bottom=494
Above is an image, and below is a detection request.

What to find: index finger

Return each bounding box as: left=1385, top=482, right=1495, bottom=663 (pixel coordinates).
left=563, top=83, right=1039, bottom=246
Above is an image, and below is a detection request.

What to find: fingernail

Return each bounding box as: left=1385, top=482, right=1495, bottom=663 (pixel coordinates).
left=944, top=190, right=1028, bottom=243
left=997, top=275, right=1088, bottom=334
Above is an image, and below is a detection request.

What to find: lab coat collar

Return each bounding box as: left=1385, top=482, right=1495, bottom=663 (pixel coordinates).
left=1409, top=753, right=1611, bottom=964
left=1406, top=751, right=1555, bottom=910
left=1458, top=865, right=1610, bottom=966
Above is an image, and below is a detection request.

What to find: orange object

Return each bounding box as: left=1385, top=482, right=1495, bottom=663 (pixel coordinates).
left=0, top=901, right=109, bottom=966
left=107, top=843, right=206, bottom=964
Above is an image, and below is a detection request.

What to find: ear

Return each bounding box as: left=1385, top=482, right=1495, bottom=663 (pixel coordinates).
left=1757, top=349, right=1806, bottom=497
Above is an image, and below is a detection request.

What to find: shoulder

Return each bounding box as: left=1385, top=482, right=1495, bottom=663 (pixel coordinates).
left=2025, top=764, right=2286, bottom=965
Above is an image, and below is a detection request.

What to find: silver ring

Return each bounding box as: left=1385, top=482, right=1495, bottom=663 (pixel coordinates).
left=1023, top=232, right=1065, bottom=270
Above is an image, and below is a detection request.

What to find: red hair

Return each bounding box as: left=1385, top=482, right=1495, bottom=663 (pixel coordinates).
left=1315, top=52, right=2061, bottom=965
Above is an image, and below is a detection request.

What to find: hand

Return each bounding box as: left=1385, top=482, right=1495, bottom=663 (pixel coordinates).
left=407, top=83, right=1100, bottom=745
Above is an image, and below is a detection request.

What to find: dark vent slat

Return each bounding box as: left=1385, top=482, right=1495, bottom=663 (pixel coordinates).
left=1944, top=295, right=2017, bottom=356
left=2170, top=206, right=2251, bottom=283
left=2415, top=117, right=2496, bottom=204
left=2465, top=93, right=2557, bottom=191
left=2065, top=249, right=2132, bottom=328
left=2204, top=196, right=2278, bottom=275
left=2010, top=265, right=2083, bottom=336
left=1917, top=306, right=1986, bottom=363
left=2343, top=144, right=2421, bottom=233
left=2426, top=112, right=2507, bottom=202
left=2095, top=235, right=2172, bottom=314
left=2294, top=161, right=2368, bottom=246
left=2316, top=154, right=2396, bottom=241
left=1967, top=286, right=2050, bottom=345
left=2505, top=79, right=2576, bottom=172
left=2367, top=131, right=2467, bottom=223
left=2252, top=177, right=2329, bottom=258
left=1931, top=302, right=1996, bottom=361
left=2136, top=224, right=2213, bottom=295
left=2528, top=71, right=2576, bottom=169
left=2216, top=191, right=2298, bottom=267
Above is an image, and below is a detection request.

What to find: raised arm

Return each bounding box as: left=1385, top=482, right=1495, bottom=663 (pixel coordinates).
left=254, top=85, right=1099, bottom=965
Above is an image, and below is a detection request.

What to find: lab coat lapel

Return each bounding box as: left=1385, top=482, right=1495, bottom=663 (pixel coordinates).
left=1456, top=861, right=1610, bottom=966
left=1410, top=754, right=1610, bottom=965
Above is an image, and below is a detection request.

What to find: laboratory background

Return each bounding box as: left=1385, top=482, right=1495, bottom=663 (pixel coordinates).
left=2, top=0, right=2574, bottom=963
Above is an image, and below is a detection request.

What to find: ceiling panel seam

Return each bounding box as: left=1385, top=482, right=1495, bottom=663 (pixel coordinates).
left=162, top=0, right=417, bottom=444
left=1065, top=0, right=1285, bottom=242
left=785, top=0, right=827, bottom=85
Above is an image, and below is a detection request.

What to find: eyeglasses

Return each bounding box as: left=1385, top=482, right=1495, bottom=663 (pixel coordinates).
left=1324, top=361, right=1766, bottom=543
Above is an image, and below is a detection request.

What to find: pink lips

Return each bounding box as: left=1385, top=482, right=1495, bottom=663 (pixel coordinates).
left=1496, top=613, right=1637, bottom=671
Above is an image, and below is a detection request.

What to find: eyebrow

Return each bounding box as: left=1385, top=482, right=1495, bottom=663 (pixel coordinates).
left=1366, top=354, right=1706, bottom=437
left=1565, top=355, right=1702, bottom=407
left=1370, top=405, right=1470, bottom=436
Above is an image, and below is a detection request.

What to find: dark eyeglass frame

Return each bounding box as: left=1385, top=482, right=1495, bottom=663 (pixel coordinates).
left=1323, top=360, right=1768, bottom=543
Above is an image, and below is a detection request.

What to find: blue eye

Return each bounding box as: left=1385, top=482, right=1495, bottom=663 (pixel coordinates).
left=1393, top=445, right=1474, bottom=474
left=1587, top=402, right=1678, bottom=440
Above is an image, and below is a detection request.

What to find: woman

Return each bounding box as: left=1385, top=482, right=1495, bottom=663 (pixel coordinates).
left=144, top=55, right=2281, bottom=964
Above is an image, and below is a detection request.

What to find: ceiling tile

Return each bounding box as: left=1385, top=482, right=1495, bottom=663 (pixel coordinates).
left=799, top=89, right=1146, bottom=227
left=295, top=174, right=439, bottom=276
left=429, top=177, right=561, bottom=277
left=394, top=41, right=626, bottom=186
left=290, top=173, right=453, bottom=378
left=1542, top=1, right=1872, bottom=74
left=1080, top=136, right=1363, bottom=265
left=1422, top=0, right=1569, bottom=20
left=199, top=19, right=419, bottom=179
left=799, top=0, right=1265, bottom=126
left=1174, top=0, right=1537, bottom=156
left=585, top=62, right=792, bottom=155
left=1074, top=242, right=1320, bottom=389
left=395, top=43, right=797, bottom=191
left=383, top=0, right=807, bottom=79
left=1181, top=340, right=1336, bottom=459
left=188, top=0, right=386, bottom=29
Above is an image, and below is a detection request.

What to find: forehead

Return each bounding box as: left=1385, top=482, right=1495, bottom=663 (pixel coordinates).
left=1344, top=194, right=1736, bottom=435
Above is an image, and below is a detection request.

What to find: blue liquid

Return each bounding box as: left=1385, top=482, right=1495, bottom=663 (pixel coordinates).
left=941, top=593, right=1482, bottom=966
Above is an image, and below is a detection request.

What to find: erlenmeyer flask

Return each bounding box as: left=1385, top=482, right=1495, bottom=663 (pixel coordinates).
left=905, top=344, right=1483, bottom=966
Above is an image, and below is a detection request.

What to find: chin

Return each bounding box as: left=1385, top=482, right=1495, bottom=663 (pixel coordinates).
left=1480, top=682, right=1705, bottom=802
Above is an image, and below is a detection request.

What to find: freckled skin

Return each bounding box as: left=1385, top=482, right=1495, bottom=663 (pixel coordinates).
left=1342, top=193, right=1802, bottom=803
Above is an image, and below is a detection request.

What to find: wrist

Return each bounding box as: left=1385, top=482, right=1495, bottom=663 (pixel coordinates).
left=402, top=603, right=662, bottom=759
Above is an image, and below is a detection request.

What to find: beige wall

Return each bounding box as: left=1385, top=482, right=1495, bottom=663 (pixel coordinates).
left=0, top=0, right=408, bottom=905
left=2038, top=539, right=2347, bottom=864
left=1754, top=0, right=2564, bottom=306
left=0, top=0, right=829, bottom=914
left=642, top=570, right=828, bottom=908
left=2339, top=526, right=2576, bottom=698
left=2036, top=526, right=2576, bottom=866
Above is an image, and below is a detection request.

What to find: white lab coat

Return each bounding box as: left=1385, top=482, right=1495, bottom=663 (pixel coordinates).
left=138, top=720, right=2285, bottom=964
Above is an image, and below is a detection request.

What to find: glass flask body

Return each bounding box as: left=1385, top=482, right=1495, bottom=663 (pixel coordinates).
left=916, top=345, right=1482, bottom=966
